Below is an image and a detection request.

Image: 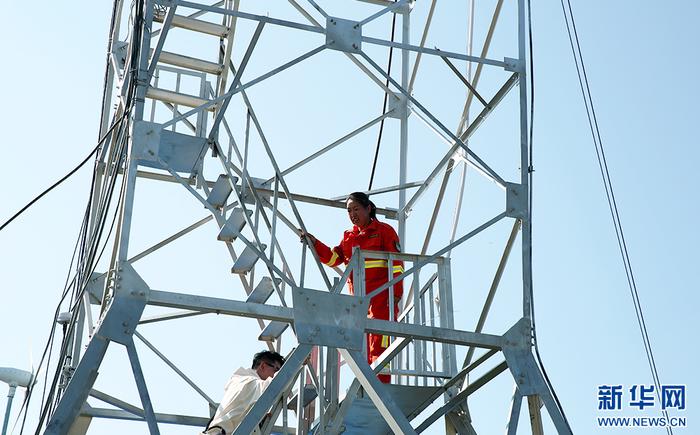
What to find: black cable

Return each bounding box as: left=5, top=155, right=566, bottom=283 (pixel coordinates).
left=21, top=267, right=81, bottom=433
left=558, top=1, right=670, bottom=433
left=21, top=10, right=136, bottom=429
left=13, top=112, right=127, bottom=433
left=0, top=146, right=97, bottom=233
left=15, top=0, right=138, bottom=428
left=0, top=114, right=126, bottom=234
left=97, top=0, right=122, bottom=144
left=70, top=126, right=102, bottom=310
left=367, top=11, right=397, bottom=191
left=32, top=108, right=132, bottom=433
left=74, top=117, right=130, bottom=292
left=522, top=1, right=574, bottom=431
left=22, top=200, right=93, bottom=432
left=35, top=0, right=143, bottom=422
left=41, top=184, right=95, bottom=420
left=15, top=208, right=88, bottom=431
left=31, top=177, right=124, bottom=433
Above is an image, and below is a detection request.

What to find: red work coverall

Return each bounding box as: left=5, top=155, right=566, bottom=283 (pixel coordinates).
left=312, top=218, right=404, bottom=383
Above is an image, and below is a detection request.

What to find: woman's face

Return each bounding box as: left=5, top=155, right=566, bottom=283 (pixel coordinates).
left=347, top=198, right=371, bottom=228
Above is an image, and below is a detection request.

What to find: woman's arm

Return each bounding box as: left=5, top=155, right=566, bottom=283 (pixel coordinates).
left=299, top=230, right=345, bottom=267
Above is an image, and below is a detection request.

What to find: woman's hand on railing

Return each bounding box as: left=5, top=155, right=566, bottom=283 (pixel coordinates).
left=297, top=229, right=316, bottom=245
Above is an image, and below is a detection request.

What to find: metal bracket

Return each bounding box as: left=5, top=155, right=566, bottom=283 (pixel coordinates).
left=239, top=177, right=272, bottom=205
left=132, top=121, right=161, bottom=162
left=396, top=0, right=414, bottom=15
left=131, top=120, right=206, bottom=174
left=502, top=318, right=544, bottom=396
left=86, top=272, right=106, bottom=305
left=97, top=262, right=149, bottom=345
left=326, top=17, right=362, bottom=53
left=112, top=41, right=128, bottom=71
left=387, top=94, right=410, bottom=119
left=503, top=57, right=524, bottom=73
left=292, top=288, right=369, bottom=350
left=502, top=317, right=531, bottom=350
left=505, top=182, right=527, bottom=219
left=501, top=319, right=574, bottom=434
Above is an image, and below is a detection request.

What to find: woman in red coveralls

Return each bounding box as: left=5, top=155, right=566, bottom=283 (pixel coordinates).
left=300, top=192, right=404, bottom=383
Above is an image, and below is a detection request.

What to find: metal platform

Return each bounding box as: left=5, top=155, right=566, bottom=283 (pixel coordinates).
left=336, top=385, right=441, bottom=435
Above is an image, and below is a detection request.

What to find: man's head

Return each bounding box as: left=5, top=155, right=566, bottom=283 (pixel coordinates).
left=252, top=350, right=285, bottom=380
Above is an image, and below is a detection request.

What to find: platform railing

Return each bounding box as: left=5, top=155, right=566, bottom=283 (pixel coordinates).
left=351, top=248, right=458, bottom=387
left=149, top=64, right=209, bottom=136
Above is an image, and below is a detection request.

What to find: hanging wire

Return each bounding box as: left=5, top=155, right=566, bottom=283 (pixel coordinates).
left=12, top=103, right=131, bottom=429
left=14, top=0, right=144, bottom=430
left=18, top=112, right=131, bottom=434
left=0, top=121, right=118, bottom=234
left=524, top=0, right=574, bottom=431
left=367, top=11, right=397, bottom=191
left=10, top=109, right=128, bottom=432
left=558, top=1, right=671, bottom=433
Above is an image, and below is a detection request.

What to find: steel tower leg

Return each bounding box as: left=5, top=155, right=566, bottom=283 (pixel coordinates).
left=501, top=321, right=573, bottom=435
left=46, top=264, right=149, bottom=434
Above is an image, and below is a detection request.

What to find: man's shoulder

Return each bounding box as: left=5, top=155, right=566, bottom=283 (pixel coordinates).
left=232, top=367, right=260, bottom=379
left=222, top=367, right=262, bottom=391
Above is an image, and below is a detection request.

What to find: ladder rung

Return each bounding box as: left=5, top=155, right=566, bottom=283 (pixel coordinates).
left=155, top=14, right=228, bottom=37
left=258, top=320, right=289, bottom=342
left=207, top=174, right=236, bottom=209
left=158, top=51, right=223, bottom=75
left=231, top=244, right=267, bottom=274
left=218, top=208, right=252, bottom=242
left=286, top=386, right=317, bottom=410
left=146, top=87, right=215, bottom=111
left=246, top=277, right=282, bottom=304
left=271, top=426, right=296, bottom=435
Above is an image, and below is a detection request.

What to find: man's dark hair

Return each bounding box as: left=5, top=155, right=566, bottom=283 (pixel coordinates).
left=252, top=350, right=285, bottom=369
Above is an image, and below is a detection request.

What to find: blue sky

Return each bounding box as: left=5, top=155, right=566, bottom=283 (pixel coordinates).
left=0, top=1, right=697, bottom=434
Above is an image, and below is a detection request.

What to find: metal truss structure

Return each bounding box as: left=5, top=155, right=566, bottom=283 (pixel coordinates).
left=40, top=0, right=573, bottom=434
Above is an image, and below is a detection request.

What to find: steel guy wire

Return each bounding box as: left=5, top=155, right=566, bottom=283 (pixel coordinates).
left=559, top=0, right=670, bottom=432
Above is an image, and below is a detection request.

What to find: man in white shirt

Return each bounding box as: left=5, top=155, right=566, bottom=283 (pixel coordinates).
left=203, top=350, right=285, bottom=434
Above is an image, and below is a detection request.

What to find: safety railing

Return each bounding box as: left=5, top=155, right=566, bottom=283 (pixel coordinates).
left=351, top=248, right=458, bottom=387
left=149, top=65, right=209, bottom=136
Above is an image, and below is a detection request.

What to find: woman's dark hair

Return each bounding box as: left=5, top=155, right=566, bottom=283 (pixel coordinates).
left=347, top=191, right=377, bottom=220
left=252, top=350, right=285, bottom=369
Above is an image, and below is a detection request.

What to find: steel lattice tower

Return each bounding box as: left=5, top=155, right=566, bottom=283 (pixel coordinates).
left=41, top=0, right=572, bottom=434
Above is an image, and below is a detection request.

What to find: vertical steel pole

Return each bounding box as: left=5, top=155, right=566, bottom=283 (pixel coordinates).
left=126, top=339, right=161, bottom=434
left=91, top=0, right=126, bottom=241
left=398, top=6, right=411, bottom=382
left=527, top=396, right=545, bottom=435
left=71, top=303, right=86, bottom=368
left=99, top=0, right=125, bottom=138
left=318, top=346, right=325, bottom=433
left=1, top=385, right=16, bottom=435
left=517, top=0, right=533, bottom=322
left=296, top=370, right=306, bottom=435
left=116, top=0, right=154, bottom=263
left=398, top=3, right=411, bottom=244
left=506, top=386, right=524, bottom=435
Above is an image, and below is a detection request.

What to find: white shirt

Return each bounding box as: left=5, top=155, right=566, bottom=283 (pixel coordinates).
left=207, top=367, right=274, bottom=434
